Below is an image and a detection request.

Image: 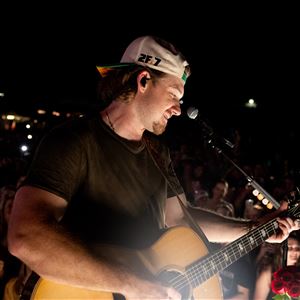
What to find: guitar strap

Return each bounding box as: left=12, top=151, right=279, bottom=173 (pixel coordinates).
left=145, top=137, right=212, bottom=251
left=19, top=269, right=40, bottom=300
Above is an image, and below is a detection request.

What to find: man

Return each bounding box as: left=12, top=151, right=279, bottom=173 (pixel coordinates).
left=7, top=36, right=300, bottom=299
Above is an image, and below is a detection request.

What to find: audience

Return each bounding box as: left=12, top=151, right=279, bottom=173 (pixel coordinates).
left=0, top=185, right=22, bottom=299
left=253, top=233, right=300, bottom=300
left=1, top=108, right=299, bottom=300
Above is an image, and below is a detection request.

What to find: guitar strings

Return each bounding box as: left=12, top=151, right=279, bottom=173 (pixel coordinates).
left=165, top=207, right=300, bottom=290
left=170, top=206, right=300, bottom=290
left=167, top=220, right=277, bottom=292
left=183, top=222, right=277, bottom=290
left=170, top=221, right=275, bottom=292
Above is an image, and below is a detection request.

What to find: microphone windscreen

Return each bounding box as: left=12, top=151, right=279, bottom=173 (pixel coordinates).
left=187, top=107, right=198, bottom=119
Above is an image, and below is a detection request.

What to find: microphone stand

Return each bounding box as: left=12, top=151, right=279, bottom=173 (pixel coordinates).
left=186, top=106, right=289, bottom=266
left=201, top=131, right=289, bottom=265
left=203, top=133, right=280, bottom=209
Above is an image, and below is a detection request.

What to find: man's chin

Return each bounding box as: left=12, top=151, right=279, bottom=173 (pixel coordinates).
left=153, top=123, right=166, bottom=135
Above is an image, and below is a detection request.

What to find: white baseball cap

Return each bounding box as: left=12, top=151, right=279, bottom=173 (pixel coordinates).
left=97, top=36, right=191, bottom=84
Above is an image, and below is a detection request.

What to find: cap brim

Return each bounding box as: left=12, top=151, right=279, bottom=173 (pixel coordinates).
left=96, top=63, right=134, bottom=77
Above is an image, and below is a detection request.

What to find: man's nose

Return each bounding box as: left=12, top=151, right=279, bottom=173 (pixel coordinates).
left=171, top=104, right=181, bottom=116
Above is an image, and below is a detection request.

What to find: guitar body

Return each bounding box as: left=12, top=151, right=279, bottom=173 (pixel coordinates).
left=27, top=226, right=223, bottom=300
left=25, top=198, right=300, bottom=299
left=31, top=280, right=115, bottom=299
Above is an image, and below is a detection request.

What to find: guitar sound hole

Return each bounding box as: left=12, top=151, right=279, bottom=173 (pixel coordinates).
left=113, top=293, right=126, bottom=300
left=158, top=270, right=193, bottom=300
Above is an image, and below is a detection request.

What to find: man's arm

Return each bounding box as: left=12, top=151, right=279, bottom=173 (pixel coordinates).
left=8, top=186, right=180, bottom=299
left=165, top=194, right=300, bottom=243
left=165, top=194, right=250, bottom=242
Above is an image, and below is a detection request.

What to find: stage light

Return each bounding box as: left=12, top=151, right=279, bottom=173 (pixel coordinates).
left=6, top=115, right=15, bottom=120
left=37, top=109, right=46, bottom=114
left=257, top=193, right=264, bottom=201
left=20, top=145, right=28, bottom=152
left=245, top=98, right=257, bottom=108
left=52, top=111, right=60, bottom=117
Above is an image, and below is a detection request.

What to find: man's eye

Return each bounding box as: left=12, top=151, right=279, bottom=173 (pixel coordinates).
left=170, top=93, right=183, bottom=104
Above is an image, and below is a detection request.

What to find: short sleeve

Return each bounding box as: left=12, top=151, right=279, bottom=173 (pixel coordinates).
left=23, top=125, right=86, bottom=201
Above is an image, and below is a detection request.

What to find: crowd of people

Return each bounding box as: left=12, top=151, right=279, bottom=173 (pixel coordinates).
left=1, top=35, right=300, bottom=300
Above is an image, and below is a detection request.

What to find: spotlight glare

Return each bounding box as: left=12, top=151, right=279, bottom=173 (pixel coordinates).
left=245, top=98, right=257, bottom=108
left=20, top=145, right=28, bottom=152
left=257, top=193, right=264, bottom=201
left=7, top=115, right=15, bottom=120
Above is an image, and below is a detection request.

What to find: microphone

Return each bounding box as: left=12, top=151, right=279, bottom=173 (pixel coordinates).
left=186, top=106, right=199, bottom=120
left=186, top=107, right=234, bottom=149
left=186, top=107, right=214, bottom=136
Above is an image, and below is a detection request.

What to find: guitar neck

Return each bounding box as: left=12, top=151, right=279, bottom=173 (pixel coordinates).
left=186, top=218, right=278, bottom=288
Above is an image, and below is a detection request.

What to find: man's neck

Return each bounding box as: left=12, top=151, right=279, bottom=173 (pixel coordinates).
left=101, top=103, right=144, bottom=141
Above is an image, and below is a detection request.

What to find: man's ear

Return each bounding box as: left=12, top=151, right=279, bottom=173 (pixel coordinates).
left=137, top=71, right=150, bottom=89
left=140, top=76, right=147, bottom=87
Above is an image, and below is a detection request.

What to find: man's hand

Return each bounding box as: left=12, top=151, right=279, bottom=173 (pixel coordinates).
left=261, top=201, right=300, bottom=243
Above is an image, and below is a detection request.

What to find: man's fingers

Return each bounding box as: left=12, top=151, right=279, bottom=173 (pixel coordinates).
left=294, top=219, right=300, bottom=228
left=277, top=217, right=300, bottom=233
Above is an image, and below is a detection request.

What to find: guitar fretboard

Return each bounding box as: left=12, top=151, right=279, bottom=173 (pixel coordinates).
left=186, top=219, right=278, bottom=288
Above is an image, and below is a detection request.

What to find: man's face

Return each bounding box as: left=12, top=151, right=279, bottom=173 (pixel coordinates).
left=138, top=74, right=184, bottom=135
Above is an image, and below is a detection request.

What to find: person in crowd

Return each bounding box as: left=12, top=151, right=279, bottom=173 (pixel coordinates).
left=7, top=35, right=300, bottom=299
left=0, top=185, right=21, bottom=299
left=272, top=175, right=296, bottom=202
left=0, top=185, right=16, bottom=248
left=253, top=232, right=300, bottom=300
left=183, top=159, right=209, bottom=207
left=204, top=179, right=254, bottom=300
left=243, top=199, right=264, bottom=221
left=205, top=178, right=234, bottom=217
left=220, top=258, right=254, bottom=300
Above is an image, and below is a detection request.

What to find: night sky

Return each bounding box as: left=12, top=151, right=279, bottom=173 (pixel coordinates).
left=2, top=20, right=298, bottom=117
left=1, top=14, right=299, bottom=168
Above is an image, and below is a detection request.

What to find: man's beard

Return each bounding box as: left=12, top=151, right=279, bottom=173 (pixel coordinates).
left=152, top=121, right=166, bottom=135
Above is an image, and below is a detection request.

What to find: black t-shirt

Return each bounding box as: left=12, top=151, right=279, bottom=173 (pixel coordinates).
left=23, top=116, right=183, bottom=250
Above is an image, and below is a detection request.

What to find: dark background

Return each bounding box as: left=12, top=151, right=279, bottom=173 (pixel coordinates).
left=0, top=11, right=299, bottom=168
left=1, top=19, right=298, bottom=119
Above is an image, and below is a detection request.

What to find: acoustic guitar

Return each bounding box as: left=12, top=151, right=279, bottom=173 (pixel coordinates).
left=21, top=203, right=300, bottom=300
